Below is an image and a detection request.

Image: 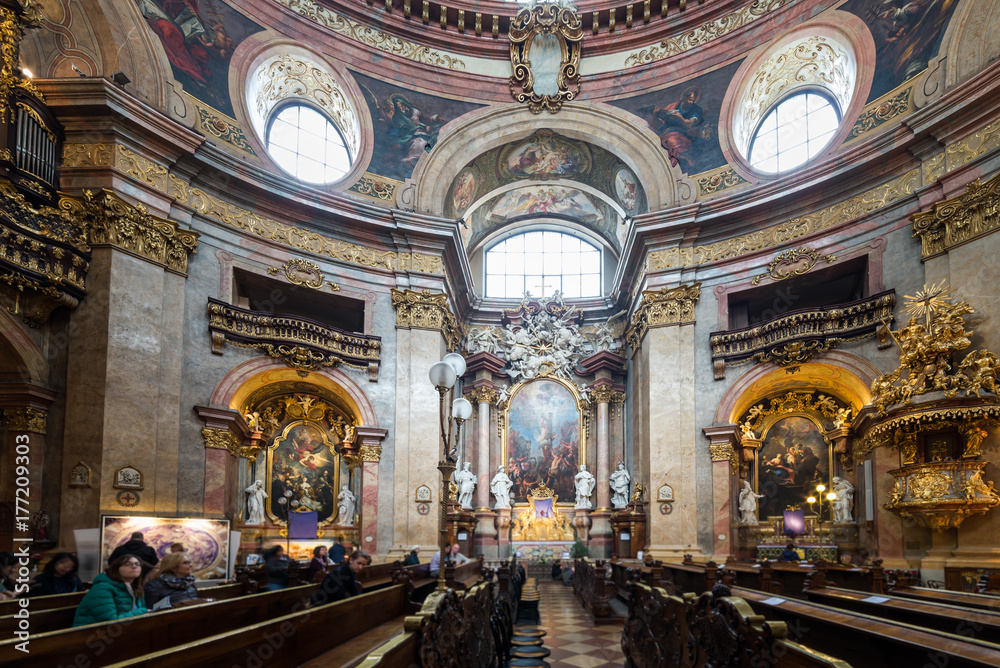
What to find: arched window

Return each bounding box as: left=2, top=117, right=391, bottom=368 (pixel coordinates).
left=485, top=230, right=601, bottom=299
left=266, top=104, right=352, bottom=184
left=748, top=92, right=840, bottom=174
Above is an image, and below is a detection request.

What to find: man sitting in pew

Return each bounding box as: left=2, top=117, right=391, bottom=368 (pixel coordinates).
left=778, top=543, right=801, bottom=562
left=429, top=544, right=469, bottom=577
left=310, top=550, right=371, bottom=607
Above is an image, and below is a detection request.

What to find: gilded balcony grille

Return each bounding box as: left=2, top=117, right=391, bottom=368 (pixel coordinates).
left=710, top=290, right=895, bottom=366
left=207, top=298, right=381, bottom=374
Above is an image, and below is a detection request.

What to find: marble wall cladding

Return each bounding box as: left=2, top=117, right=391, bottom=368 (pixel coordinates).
left=362, top=461, right=379, bottom=555
left=41, top=308, right=71, bottom=542
left=872, top=446, right=908, bottom=569
left=391, top=327, right=446, bottom=557
left=711, top=461, right=733, bottom=560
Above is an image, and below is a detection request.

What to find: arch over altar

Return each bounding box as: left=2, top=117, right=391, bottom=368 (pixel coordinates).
left=500, top=375, right=589, bottom=505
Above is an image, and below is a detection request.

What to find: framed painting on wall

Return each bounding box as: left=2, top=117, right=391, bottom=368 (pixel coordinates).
left=266, top=420, right=341, bottom=526
left=754, top=415, right=833, bottom=521
left=100, top=516, right=230, bottom=579
left=502, top=377, right=585, bottom=504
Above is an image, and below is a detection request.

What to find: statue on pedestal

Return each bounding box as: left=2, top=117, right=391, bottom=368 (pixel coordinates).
left=832, top=476, right=855, bottom=523
left=739, top=479, right=764, bottom=525
left=490, top=465, right=513, bottom=509
left=455, top=462, right=477, bottom=509
left=337, top=486, right=357, bottom=526
left=610, top=462, right=631, bottom=509
left=245, top=480, right=268, bottom=525
left=574, top=465, right=596, bottom=509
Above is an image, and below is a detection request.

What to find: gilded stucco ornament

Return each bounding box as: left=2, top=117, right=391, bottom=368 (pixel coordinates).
left=390, top=288, right=462, bottom=352
left=0, top=1, right=44, bottom=122
left=202, top=427, right=262, bottom=460
left=870, top=284, right=1000, bottom=415
left=508, top=1, right=582, bottom=114
left=884, top=461, right=1000, bottom=531
left=626, top=283, right=701, bottom=349
left=912, top=171, right=1000, bottom=259
left=751, top=247, right=836, bottom=286
left=2, top=407, right=46, bottom=433
left=267, top=258, right=340, bottom=292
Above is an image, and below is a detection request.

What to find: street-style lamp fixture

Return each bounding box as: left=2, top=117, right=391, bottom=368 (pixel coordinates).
left=429, top=352, right=473, bottom=591
left=807, top=484, right=837, bottom=522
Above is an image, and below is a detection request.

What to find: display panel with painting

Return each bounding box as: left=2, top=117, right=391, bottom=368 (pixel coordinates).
left=101, top=516, right=230, bottom=579
left=504, top=378, right=583, bottom=503
left=755, top=416, right=832, bottom=521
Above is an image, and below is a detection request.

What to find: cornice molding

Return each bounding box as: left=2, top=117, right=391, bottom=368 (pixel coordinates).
left=390, top=288, right=462, bottom=351
left=912, top=171, right=1000, bottom=259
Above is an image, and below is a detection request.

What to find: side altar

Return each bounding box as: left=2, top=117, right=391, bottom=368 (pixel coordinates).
left=511, top=483, right=577, bottom=562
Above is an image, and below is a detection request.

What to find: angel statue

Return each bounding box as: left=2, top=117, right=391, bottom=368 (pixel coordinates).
left=739, top=479, right=764, bottom=525
left=245, top=480, right=268, bottom=525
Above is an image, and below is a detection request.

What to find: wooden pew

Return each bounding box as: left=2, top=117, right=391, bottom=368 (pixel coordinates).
left=621, top=581, right=851, bottom=667
left=0, top=590, right=86, bottom=616
left=0, top=583, right=319, bottom=667
left=0, top=581, right=245, bottom=636
left=444, top=556, right=484, bottom=591
left=891, top=586, right=1000, bottom=612
left=732, top=585, right=1000, bottom=668
left=104, top=584, right=415, bottom=668
left=803, top=585, right=1000, bottom=644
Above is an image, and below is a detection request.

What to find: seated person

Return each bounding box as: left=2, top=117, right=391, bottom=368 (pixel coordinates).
left=0, top=552, right=18, bottom=600
left=73, top=555, right=147, bottom=626
left=263, top=545, right=290, bottom=590
left=144, top=552, right=212, bottom=610
left=551, top=561, right=563, bottom=580
left=308, top=546, right=329, bottom=581
left=30, top=552, right=83, bottom=596
left=310, top=550, right=371, bottom=607
left=429, top=543, right=468, bottom=577
left=404, top=545, right=420, bottom=566
left=778, top=543, right=801, bottom=562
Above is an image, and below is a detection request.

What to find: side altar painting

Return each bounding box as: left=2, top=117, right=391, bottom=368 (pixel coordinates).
left=505, top=378, right=583, bottom=503
left=267, top=420, right=342, bottom=525
left=755, top=416, right=833, bottom=520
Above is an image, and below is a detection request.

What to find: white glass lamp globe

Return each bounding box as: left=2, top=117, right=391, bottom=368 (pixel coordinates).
left=442, top=352, right=467, bottom=377
left=452, top=397, right=473, bottom=422
left=429, top=361, right=457, bottom=390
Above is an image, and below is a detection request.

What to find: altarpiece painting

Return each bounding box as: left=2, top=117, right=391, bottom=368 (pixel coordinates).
left=503, top=377, right=584, bottom=504
left=755, top=415, right=833, bottom=520
left=266, top=420, right=341, bottom=525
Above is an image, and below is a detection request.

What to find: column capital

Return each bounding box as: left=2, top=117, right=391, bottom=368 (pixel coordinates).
left=626, top=282, right=701, bottom=349
left=390, top=288, right=462, bottom=352
left=2, top=406, right=47, bottom=433
left=467, top=385, right=498, bottom=404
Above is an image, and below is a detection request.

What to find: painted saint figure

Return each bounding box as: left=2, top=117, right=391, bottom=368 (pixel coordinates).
left=647, top=86, right=704, bottom=172
left=739, top=479, right=765, bottom=525
left=610, top=462, right=631, bottom=509
left=574, top=465, right=596, bottom=509
left=455, top=462, right=477, bottom=509
left=490, top=465, right=514, bottom=509
left=245, top=480, right=268, bottom=525
left=337, top=486, right=357, bottom=526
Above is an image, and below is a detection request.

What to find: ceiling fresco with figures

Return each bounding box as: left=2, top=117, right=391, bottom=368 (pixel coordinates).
left=448, top=129, right=645, bottom=253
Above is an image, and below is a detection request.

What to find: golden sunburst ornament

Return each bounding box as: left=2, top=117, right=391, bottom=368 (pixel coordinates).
left=903, top=281, right=951, bottom=326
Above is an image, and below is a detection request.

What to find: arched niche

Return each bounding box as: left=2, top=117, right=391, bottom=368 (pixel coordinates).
left=400, top=102, right=694, bottom=216
left=0, top=309, right=48, bottom=383
left=715, top=350, right=880, bottom=426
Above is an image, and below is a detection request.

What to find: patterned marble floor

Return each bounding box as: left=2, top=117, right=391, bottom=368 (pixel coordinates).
left=529, top=580, right=626, bottom=667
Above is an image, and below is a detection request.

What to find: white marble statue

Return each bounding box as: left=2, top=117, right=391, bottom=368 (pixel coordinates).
left=455, top=462, right=477, bottom=509
left=739, top=479, right=765, bottom=525
left=832, top=476, right=855, bottom=523
left=493, top=293, right=587, bottom=381
left=245, top=480, right=268, bottom=525
left=337, top=485, right=357, bottom=526
left=490, top=465, right=514, bottom=509
left=574, top=465, right=596, bottom=509
left=610, top=462, right=631, bottom=509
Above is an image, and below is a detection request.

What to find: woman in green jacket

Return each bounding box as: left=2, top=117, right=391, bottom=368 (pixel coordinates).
left=73, top=555, right=147, bottom=627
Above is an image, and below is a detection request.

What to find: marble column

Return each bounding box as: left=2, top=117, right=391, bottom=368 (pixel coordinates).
left=594, top=391, right=611, bottom=509
left=361, top=460, right=379, bottom=555
left=703, top=425, right=740, bottom=561
left=472, top=388, right=495, bottom=510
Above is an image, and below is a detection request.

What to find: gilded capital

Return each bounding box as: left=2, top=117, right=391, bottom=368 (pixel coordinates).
left=360, top=444, right=382, bottom=462
left=709, top=443, right=738, bottom=475
left=390, top=288, right=462, bottom=351
left=2, top=407, right=46, bottom=433
left=912, top=173, right=1000, bottom=259
left=590, top=384, right=616, bottom=404
left=468, top=386, right=498, bottom=405
left=626, top=282, right=701, bottom=349
left=201, top=427, right=261, bottom=460
left=81, top=190, right=199, bottom=274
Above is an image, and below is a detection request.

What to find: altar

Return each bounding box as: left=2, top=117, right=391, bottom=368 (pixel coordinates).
left=510, top=482, right=576, bottom=542
left=513, top=541, right=574, bottom=563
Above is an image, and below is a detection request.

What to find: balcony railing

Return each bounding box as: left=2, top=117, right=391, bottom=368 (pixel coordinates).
left=709, top=290, right=895, bottom=371
left=207, top=298, right=381, bottom=378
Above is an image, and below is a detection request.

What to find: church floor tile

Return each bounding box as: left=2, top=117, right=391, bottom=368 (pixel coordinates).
left=532, top=580, right=625, bottom=667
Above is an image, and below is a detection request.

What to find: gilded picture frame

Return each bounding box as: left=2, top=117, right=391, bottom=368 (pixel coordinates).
left=754, top=412, right=834, bottom=521
left=265, top=419, right=341, bottom=526
left=501, top=376, right=587, bottom=506
left=508, top=3, right=583, bottom=113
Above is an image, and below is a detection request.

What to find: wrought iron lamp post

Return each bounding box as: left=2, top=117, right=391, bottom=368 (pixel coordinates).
left=428, top=352, right=473, bottom=591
